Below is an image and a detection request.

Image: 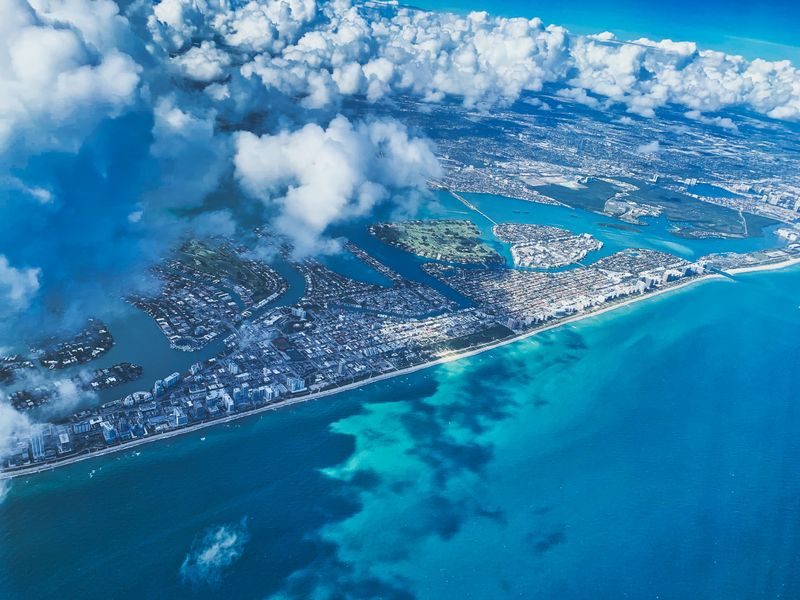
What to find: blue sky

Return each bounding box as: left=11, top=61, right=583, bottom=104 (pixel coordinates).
left=410, top=0, right=800, bottom=63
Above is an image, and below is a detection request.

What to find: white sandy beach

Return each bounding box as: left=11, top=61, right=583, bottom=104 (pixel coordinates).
left=724, top=256, right=800, bottom=275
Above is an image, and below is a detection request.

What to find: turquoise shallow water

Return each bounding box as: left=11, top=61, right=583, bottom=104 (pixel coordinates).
left=1, top=264, right=799, bottom=599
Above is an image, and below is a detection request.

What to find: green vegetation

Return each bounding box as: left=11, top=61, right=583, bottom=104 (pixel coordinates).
left=370, top=219, right=504, bottom=265
left=429, top=324, right=514, bottom=354
left=545, top=178, right=777, bottom=239
left=177, top=240, right=277, bottom=301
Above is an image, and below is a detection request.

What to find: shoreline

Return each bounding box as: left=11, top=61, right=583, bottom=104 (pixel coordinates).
left=4, top=259, right=798, bottom=481
left=724, top=256, right=800, bottom=275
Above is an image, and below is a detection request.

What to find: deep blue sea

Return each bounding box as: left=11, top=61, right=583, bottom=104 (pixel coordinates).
left=2, top=256, right=799, bottom=598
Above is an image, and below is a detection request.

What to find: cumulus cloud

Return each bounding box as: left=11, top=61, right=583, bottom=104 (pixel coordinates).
left=0, top=0, right=141, bottom=154
left=0, top=364, right=98, bottom=415
left=222, top=5, right=570, bottom=110
left=1, top=0, right=800, bottom=350
left=171, top=41, right=231, bottom=82
left=147, top=1, right=800, bottom=119
left=565, top=36, right=800, bottom=119
left=635, top=140, right=661, bottom=155
left=0, top=402, right=31, bottom=464
left=0, top=0, right=151, bottom=343
left=234, top=114, right=440, bottom=254
left=180, top=520, right=249, bottom=586
left=149, top=0, right=318, bottom=54
left=684, top=109, right=738, bottom=131
left=0, top=365, right=99, bottom=473
left=0, top=255, right=41, bottom=313
left=1, top=175, right=53, bottom=203
left=46, top=377, right=91, bottom=416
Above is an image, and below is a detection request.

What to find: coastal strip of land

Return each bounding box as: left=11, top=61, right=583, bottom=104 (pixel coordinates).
left=8, top=258, right=798, bottom=481
left=726, top=257, right=800, bottom=274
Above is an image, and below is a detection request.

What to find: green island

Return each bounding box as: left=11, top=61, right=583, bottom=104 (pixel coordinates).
left=176, top=239, right=286, bottom=303
left=369, top=219, right=505, bottom=265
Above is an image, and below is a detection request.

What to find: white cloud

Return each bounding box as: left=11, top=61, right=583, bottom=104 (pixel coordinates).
left=685, top=109, right=738, bottom=131
left=0, top=0, right=141, bottom=154
left=234, top=114, right=440, bottom=254
left=147, top=2, right=800, bottom=120
left=171, top=41, right=231, bottom=82
left=149, top=0, right=318, bottom=53
left=49, top=378, right=84, bottom=414
left=2, top=175, right=53, bottom=203
left=0, top=416, right=30, bottom=474
left=180, top=520, right=249, bottom=586
left=567, top=36, right=800, bottom=119
left=636, top=140, right=661, bottom=155
left=27, top=0, right=134, bottom=52
left=0, top=367, right=100, bottom=437
left=3, top=0, right=798, bottom=176
left=0, top=398, right=31, bottom=468
left=557, top=86, right=600, bottom=107
left=0, top=254, right=41, bottom=312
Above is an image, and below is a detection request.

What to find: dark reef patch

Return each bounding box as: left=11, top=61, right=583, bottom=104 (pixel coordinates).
left=528, top=528, right=567, bottom=555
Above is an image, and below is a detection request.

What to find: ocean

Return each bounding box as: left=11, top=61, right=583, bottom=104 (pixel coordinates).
left=1, top=262, right=799, bottom=599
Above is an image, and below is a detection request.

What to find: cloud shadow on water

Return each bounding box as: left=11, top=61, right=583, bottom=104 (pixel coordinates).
left=266, top=339, right=584, bottom=598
